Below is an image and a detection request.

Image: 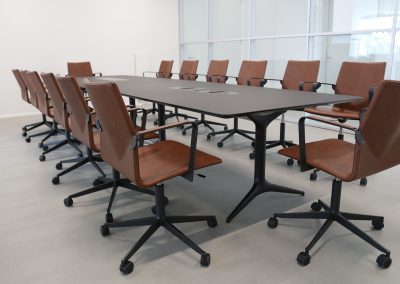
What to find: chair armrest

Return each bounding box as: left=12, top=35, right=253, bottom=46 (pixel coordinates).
left=92, top=72, right=102, bottom=77
left=247, top=77, right=267, bottom=87
left=199, top=74, right=228, bottom=83
left=306, top=116, right=357, bottom=132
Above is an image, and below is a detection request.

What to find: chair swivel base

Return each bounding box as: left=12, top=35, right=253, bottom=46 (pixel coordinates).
left=154, top=107, right=197, bottom=126
left=39, top=132, right=82, bottom=161
left=182, top=113, right=227, bottom=135
left=52, top=148, right=105, bottom=185
left=208, top=118, right=254, bottom=148
left=22, top=114, right=52, bottom=139
left=64, top=169, right=158, bottom=224
left=268, top=179, right=391, bottom=269
left=100, top=184, right=216, bottom=275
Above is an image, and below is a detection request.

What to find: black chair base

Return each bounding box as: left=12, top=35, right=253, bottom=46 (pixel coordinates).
left=154, top=107, right=197, bottom=126
left=207, top=117, right=254, bottom=147
left=100, top=183, right=216, bottom=275
left=52, top=147, right=105, bottom=185
left=22, top=114, right=52, bottom=139
left=182, top=113, right=227, bottom=135
left=64, top=169, right=157, bottom=223
left=268, top=179, right=391, bottom=268
left=39, top=131, right=82, bottom=161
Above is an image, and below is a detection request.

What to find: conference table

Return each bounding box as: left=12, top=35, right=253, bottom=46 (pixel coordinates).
left=78, top=75, right=360, bottom=223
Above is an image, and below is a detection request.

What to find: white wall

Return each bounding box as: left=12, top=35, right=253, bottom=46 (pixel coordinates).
left=0, top=0, right=180, bottom=118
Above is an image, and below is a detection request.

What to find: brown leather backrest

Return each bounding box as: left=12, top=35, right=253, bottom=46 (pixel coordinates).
left=282, top=60, right=320, bottom=91
left=20, top=70, right=37, bottom=107
left=179, top=60, right=199, bottom=81
left=27, top=71, right=51, bottom=116
left=206, top=60, right=229, bottom=83
left=349, top=80, right=400, bottom=180
left=334, top=61, right=386, bottom=111
left=57, top=77, right=94, bottom=148
left=237, top=60, right=267, bottom=86
left=67, top=62, right=93, bottom=77
left=158, top=60, right=173, bottom=79
left=41, top=73, right=69, bottom=130
left=85, top=83, right=140, bottom=185
left=12, top=69, right=30, bottom=103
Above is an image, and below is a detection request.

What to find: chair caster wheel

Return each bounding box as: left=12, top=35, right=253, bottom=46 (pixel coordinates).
left=249, top=152, right=255, bottom=159
left=39, top=154, right=46, bottom=162
left=25, top=137, right=31, bottom=143
left=311, top=202, right=322, bottom=211
left=267, top=217, right=278, bottom=229
left=52, top=176, right=60, bottom=185
left=42, top=145, right=48, bottom=151
left=38, top=142, right=43, bottom=148
left=184, top=115, right=188, bottom=120
left=207, top=217, right=218, bottom=228
left=120, top=260, right=134, bottom=274
left=64, top=197, right=73, bottom=207
left=153, top=121, right=158, bottom=126
left=200, top=253, right=210, bottom=267
left=217, top=142, right=223, bottom=148
left=178, top=125, right=184, bottom=129
left=297, top=251, right=311, bottom=266
left=376, top=254, right=392, bottom=269
left=93, top=178, right=104, bottom=186
left=22, top=131, right=27, bottom=137
left=106, top=213, right=114, bottom=223
left=372, top=219, right=384, bottom=230
left=310, top=172, right=317, bottom=181
left=22, top=126, right=27, bottom=131
left=100, top=225, right=110, bottom=237
left=182, top=130, right=186, bottom=136
left=251, top=141, right=255, bottom=147
left=224, top=126, right=228, bottom=131
left=360, top=177, right=367, bottom=186
left=207, top=134, right=211, bottom=140
left=287, top=159, right=294, bottom=166
left=55, top=162, right=63, bottom=170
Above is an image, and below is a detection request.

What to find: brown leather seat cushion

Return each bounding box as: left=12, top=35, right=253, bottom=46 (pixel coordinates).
left=278, top=139, right=355, bottom=181
left=305, top=106, right=359, bottom=120
left=137, top=140, right=222, bottom=188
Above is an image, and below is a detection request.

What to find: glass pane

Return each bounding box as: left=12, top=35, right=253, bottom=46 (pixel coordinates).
left=253, top=37, right=308, bottom=86
left=182, top=0, right=208, bottom=42
left=311, top=0, right=395, bottom=33
left=391, top=31, right=400, bottom=79
left=211, top=0, right=243, bottom=40
left=254, top=0, right=308, bottom=36
left=182, top=44, right=209, bottom=77
left=309, top=33, right=390, bottom=92
left=212, top=41, right=244, bottom=80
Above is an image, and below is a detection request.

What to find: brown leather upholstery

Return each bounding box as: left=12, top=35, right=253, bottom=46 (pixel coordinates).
left=206, top=60, right=229, bottom=83
left=41, top=73, right=70, bottom=131
left=67, top=62, right=94, bottom=77
left=157, top=60, right=173, bottom=79
left=279, top=80, right=400, bottom=182
left=12, top=69, right=30, bottom=103
left=85, top=82, right=222, bottom=188
left=237, top=60, right=267, bottom=86
left=282, top=60, right=320, bottom=91
left=27, top=71, right=53, bottom=118
left=57, top=77, right=99, bottom=152
left=179, top=60, right=198, bottom=81
left=20, top=70, right=37, bottom=107
left=305, top=61, right=386, bottom=119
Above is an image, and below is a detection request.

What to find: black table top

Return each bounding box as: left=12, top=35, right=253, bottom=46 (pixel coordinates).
left=78, top=75, right=360, bottom=118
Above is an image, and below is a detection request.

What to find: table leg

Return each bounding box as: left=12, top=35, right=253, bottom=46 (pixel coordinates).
left=158, top=104, right=166, bottom=141
left=129, top=98, right=137, bottom=123
left=226, top=112, right=304, bottom=223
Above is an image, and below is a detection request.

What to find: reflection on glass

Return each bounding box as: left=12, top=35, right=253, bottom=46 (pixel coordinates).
left=211, top=0, right=242, bottom=40
left=311, top=0, right=395, bottom=33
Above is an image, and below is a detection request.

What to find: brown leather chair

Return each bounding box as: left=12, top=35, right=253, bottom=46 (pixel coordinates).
left=248, top=60, right=320, bottom=159
left=67, top=62, right=102, bottom=77
left=182, top=60, right=230, bottom=135
left=270, top=80, right=399, bottom=269
left=39, top=73, right=83, bottom=160
left=13, top=69, right=52, bottom=139
left=26, top=71, right=61, bottom=150
left=161, top=60, right=199, bottom=124
left=210, top=60, right=267, bottom=147
left=142, top=60, right=174, bottom=115
left=84, top=82, right=221, bottom=274
left=303, top=61, right=386, bottom=184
